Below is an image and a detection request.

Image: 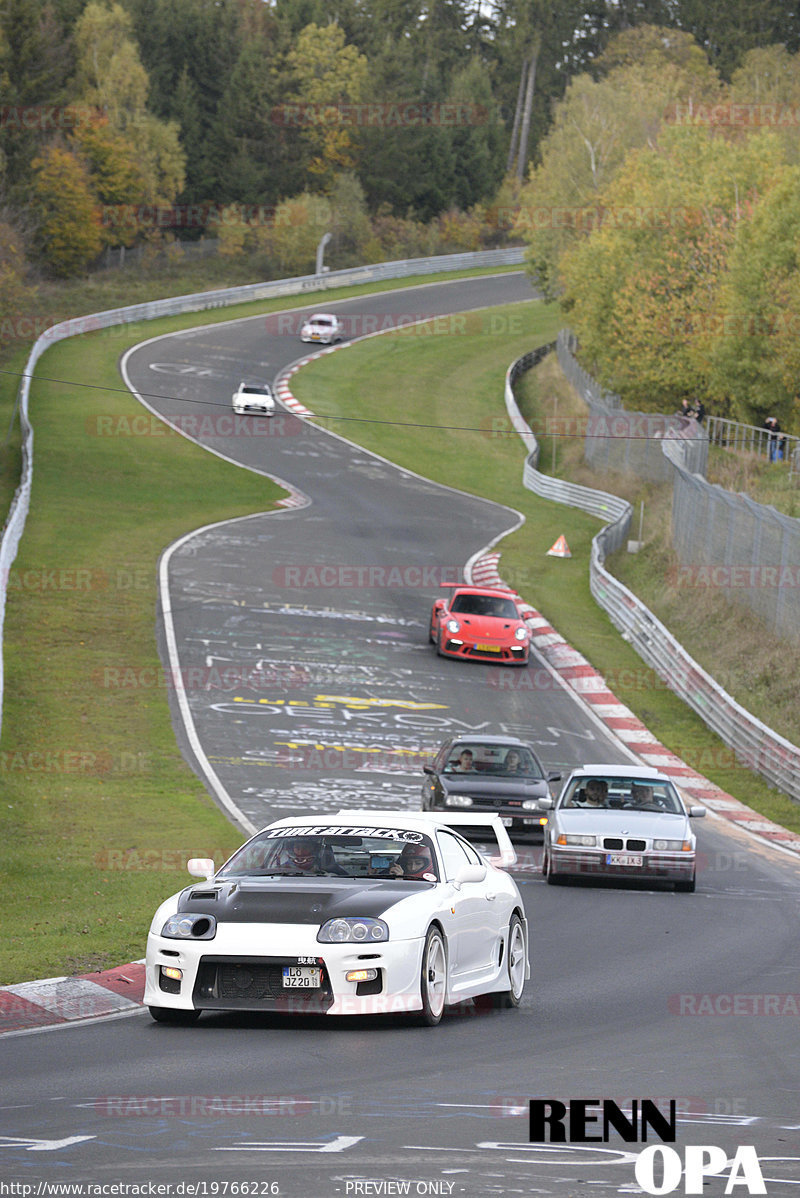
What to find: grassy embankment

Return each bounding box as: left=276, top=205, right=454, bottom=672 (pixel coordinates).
left=291, top=302, right=800, bottom=834
left=0, top=264, right=522, bottom=985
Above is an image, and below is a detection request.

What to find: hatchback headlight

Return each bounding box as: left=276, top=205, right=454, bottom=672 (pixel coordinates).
left=445, top=794, right=473, bottom=807
left=317, top=918, right=389, bottom=943
left=514, top=627, right=528, bottom=641
left=160, top=912, right=217, bottom=939
left=446, top=619, right=460, bottom=633
left=654, top=839, right=692, bottom=851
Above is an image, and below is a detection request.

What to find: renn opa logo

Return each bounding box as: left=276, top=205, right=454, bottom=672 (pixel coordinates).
left=529, top=1099, right=765, bottom=1195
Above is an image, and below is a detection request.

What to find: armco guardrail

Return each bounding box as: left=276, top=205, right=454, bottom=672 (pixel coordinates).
left=0, top=247, right=524, bottom=734
left=505, top=342, right=800, bottom=804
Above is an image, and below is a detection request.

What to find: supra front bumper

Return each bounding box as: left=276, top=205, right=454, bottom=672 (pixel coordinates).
left=144, top=923, right=426, bottom=1016
left=549, top=847, right=695, bottom=881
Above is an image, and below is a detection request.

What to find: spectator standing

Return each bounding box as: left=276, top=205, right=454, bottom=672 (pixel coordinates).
left=764, top=416, right=786, bottom=462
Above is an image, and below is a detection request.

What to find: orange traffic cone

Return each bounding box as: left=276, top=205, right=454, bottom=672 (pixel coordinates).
left=546, top=535, right=571, bottom=558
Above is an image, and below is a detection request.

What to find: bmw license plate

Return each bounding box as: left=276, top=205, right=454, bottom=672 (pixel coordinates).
left=476, top=643, right=501, bottom=652
left=607, top=853, right=643, bottom=867
left=282, top=966, right=322, bottom=988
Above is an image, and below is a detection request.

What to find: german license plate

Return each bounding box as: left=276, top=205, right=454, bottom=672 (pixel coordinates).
left=282, top=966, right=322, bottom=988
left=607, top=853, right=643, bottom=867
left=476, top=643, right=501, bottom=652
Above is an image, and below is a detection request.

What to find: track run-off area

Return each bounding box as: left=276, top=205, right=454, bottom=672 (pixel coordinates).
left=3, top=274, right=800, bottom=1198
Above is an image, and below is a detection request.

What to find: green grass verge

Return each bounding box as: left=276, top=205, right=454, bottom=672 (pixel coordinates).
left=0, top=264, right=524, bottom=985
left=292, top=304, right=800, bottom=836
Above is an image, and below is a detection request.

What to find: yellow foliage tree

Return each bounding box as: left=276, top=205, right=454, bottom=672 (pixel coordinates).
left=31, top=144, right=103, bottom=276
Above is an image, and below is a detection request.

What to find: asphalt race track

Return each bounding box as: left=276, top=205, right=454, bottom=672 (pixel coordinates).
left=3, top=274, right=800, bottom=1197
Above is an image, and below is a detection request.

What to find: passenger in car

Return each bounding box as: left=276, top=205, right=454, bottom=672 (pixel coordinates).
left=573, top=778, right=608, bottom=808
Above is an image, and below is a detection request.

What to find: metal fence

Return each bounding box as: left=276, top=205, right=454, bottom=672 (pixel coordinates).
left=505, top=339, right=800, bottom=803
left=0, top=246, right=525, bottom=736
left=556, top=330, right=708, bottom=480
left=706, top=414, right=800, bottom=466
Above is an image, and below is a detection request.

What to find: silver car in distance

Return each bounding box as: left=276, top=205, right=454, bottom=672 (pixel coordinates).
left=540, top=764, right=705, bottom=892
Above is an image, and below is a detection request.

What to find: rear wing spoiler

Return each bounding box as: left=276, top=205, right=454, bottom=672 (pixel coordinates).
left=421, top=812, right=517, bottom=868
left=332, top=809, right=516, bottom=868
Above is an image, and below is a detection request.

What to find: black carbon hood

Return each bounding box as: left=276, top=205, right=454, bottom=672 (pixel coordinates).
left=176, top=877, right=429, bottom=924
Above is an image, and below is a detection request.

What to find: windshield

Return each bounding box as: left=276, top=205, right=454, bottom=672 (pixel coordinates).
left=561, top=777, right=683, bottom=813
left=450, top=593, right=519, bottom=619
left=443, top=743, right=543, bottom=778
left=218, top=827, right=439, bottom=881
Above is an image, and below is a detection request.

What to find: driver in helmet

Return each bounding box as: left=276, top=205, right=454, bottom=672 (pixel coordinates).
left=279, top=837, right=323, bottom=874
left=385, top=841, right=436, bottom=880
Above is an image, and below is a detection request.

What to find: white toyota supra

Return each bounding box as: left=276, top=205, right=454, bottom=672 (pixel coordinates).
left=144, top=810, right=528, bottom=1026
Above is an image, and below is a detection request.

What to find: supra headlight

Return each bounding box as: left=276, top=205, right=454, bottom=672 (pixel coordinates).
left=514, top=626, right=528, bottom=641
left=160, top=912, right=216, bottom=939
left=445, top=794, right=473, bottom=807
left=446, top=619, right=461, bottom=633
left=654, top=838, right=692, bottom=851
left=557, top=834, right=597, bottom=847
left=317, top=917, right=389, bottom=944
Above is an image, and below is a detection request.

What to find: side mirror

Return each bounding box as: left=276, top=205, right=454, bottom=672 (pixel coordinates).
left=187, top=857, right=216, bottom=881
left=423, top=765, right=435, bottom=776
left=547, top=771, right=562, bottom=783
left=538, top=796, right=554, bottom=810
left=452, top=863, right=487, bottom=890
left=688, top=807, right=706, bottom=818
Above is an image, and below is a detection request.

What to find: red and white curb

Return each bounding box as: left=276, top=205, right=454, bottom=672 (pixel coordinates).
left=275, top=346, right=344, bottom=417
left=0, top=963, right=146, bottom=1034
left=473, top=551, right=800, bottom=857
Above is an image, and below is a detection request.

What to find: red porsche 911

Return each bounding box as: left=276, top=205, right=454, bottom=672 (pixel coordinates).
left=429, top=585, right=531, bottom=666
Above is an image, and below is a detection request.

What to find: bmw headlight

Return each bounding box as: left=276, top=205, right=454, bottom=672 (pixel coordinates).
left=160, top=912, right=217, bottom=939
left=445, top=794, right=473, bottom=807
left=514, top=626, right=528, bottom=641
left=557, top=834, right=597, bottom=847
left=318, top=918, right=389, bottom=944
left=446, top=619, right=460, bottom=634
left=654, top=839, right=692, bottom=851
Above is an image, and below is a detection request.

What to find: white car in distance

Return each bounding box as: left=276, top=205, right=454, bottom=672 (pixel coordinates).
left=231, top=381, right=275, bottom=416
left=300, top=313, right=344, bottom=344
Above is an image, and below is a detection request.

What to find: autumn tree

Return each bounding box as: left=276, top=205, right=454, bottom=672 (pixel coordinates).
left=286, top=23, right=369, bottom=186
left=30, top=144, right=103, bottom=275
left=516, top=27, right=722, bottom=299
left=709, top=162, right=800, bottom=426
left=559, top=125, right=782, bottom=409
left=73, top=0, right=185, bottom=205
